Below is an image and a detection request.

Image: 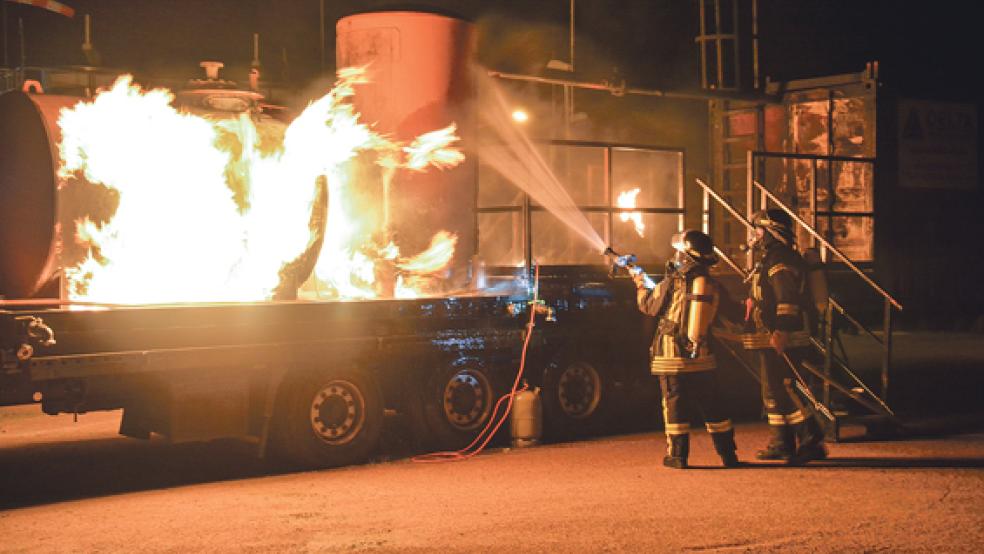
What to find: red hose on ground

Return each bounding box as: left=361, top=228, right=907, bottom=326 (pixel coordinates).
left=412, top=265, right=541, bottom=463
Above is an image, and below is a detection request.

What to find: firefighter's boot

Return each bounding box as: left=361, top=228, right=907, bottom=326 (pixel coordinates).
left=711, top=429, right=740, bottom=467
left=756, top=424, right=794, bottom=461
left=662, top=434, right=689, bottom=469
left=792, top=417, right=828, bottom=465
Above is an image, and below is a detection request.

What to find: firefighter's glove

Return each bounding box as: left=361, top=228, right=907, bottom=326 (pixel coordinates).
left=770, top=330, right=789, bottom=354
left=677, top=335, right=698, bottom=359
left=613, top=253, right=637, bottom=269
left=630, top=266, right=655, bottom=290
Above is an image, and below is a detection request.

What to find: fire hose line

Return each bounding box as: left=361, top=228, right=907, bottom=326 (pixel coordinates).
left=412, top=265, right=540, bottom=463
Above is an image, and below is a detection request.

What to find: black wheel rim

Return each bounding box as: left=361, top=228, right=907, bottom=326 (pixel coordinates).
left=442, top=368, right=493, bottom=431
left=309, top=379, right=366, bottom=445
left=557, top=362, right=601, bottom=419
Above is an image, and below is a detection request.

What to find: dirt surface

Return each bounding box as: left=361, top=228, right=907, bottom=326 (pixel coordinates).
left=2, top=407, right=983, bottom=552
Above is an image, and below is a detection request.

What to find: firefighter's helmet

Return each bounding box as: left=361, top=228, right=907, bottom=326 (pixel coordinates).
left=751, top=208, right=795, bottom=246
left=670, top=229, right=718, bottom=267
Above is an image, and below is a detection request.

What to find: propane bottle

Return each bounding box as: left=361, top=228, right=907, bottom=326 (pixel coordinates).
left=510, top=385, right=542, bottom=448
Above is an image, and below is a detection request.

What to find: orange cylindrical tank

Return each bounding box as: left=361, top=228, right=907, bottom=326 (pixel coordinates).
left=336, top=11, right=477, bottom=286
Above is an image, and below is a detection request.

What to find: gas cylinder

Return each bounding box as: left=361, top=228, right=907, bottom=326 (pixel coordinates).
left=510, top=386, right=542, bottom=447
left=686, top=275, right=715, bottom=354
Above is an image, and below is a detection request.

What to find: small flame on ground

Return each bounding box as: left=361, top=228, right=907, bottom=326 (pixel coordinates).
left=617, top=188, right=645, bottom=238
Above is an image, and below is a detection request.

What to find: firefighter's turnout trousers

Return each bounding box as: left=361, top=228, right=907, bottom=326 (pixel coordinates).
left=744, top=241, right=824, bottom=459
left=634, top=269, right=737, bottom=466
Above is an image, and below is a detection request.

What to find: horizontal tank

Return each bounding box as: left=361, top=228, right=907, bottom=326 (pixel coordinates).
left=0, top=91, right=94, bottom=299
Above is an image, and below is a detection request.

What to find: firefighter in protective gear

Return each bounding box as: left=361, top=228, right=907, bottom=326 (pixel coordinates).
left=746, top=209, right=827, bottom=464
left=623, top=230, right=743, bottom=469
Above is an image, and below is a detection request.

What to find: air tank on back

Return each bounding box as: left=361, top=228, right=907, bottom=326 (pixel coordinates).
left=336, top=11, right=477, bottom=290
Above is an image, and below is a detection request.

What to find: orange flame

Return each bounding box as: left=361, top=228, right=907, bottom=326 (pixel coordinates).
left=617, top=188, right=645, bottom=238
left=397, top=231, right=458, bottom=274
left=57, top=68, right=464, bottom=304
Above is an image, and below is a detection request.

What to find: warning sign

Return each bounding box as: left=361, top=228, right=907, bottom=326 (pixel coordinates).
left=898, top=100, right=978, bottom=189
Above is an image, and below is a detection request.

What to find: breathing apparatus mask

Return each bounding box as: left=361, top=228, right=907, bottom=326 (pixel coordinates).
left=746, top=209, right=795, bottom=251
left=668, top=230, right=717, bottom=275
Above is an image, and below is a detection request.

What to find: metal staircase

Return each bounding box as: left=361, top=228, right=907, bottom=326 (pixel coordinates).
left=694, top=176, right=903, bottom=440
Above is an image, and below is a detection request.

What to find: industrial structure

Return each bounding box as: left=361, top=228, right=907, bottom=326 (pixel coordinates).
left=0, top=3, right=979, bottom=466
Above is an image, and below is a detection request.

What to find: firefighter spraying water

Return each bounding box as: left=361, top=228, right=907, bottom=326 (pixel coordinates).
left=609, top=231, right=744, bottom=469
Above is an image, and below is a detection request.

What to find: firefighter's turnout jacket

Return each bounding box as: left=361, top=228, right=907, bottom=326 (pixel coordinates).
left=745, top=241, right=812, bottom=349
left=747, top=240, right=817, bottom=428
left=634, top=266, right=738, bottom=374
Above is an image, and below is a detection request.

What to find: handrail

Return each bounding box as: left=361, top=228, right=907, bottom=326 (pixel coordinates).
left=751, top=180, right=903, bottom=311
left=809, top=337, right=895, bottom=416
left=830, top=297, right=883, bottom=346
left=696, top=178, right=752, bottom=228
left=696, top=176, right=896, bottom=422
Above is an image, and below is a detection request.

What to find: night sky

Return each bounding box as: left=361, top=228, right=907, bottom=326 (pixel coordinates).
left=2, top=0, right=980, bottom=102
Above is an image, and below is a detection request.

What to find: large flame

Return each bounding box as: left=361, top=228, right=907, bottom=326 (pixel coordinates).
left=617, top=188, right=645, bottom=238
left=58, top=68, right=464, bottom=304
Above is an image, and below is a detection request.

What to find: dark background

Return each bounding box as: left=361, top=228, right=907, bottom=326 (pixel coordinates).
left=3, top=0, right=981, bottom=100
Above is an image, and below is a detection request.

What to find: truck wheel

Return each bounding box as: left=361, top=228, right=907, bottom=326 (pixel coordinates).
left=415, top=359, right=498, bottom=451
left=276, top=368, right=384, bottom=469
left=542, top=355, right=609, bottom=440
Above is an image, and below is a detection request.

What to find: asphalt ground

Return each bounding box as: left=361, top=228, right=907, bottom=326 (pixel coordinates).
left=1, top=330, right=982, bottom=551
left=0, top=411, right=982, bottom=552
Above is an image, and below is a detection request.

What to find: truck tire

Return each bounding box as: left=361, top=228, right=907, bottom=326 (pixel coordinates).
left=414, top=358, right=499, bottom=451
left=275, top=367, right=384, bottom=469
left=541, top=352, right=611, bottom=440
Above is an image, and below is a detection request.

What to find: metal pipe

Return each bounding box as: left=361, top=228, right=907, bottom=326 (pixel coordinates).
left=695, top=177, right=751, bottom=229
left=677, top=152, right=685, bottom=231
left=882, top=298, right=893, bottom=403
left=714, top=0, right=723, bottom=88
left=604, top=145, right=612, bottom=248
left=83, top=14, right=91, bottom=49
left=752, top=180, right=903, bottom=310
left=18, top=17, right=24, bottom=75
left=752, top=0, right=759, bottom=89
left=486, top=70, right=774, bottom=103
left=319, top=0, right=325, bottom=72
left=702, top=189, right=710, bottom=235
left=811, top=158, right=818, bottom=247
left=752, top=150, right=876, bottom=163
left=698, top=0, right=707, bottom=90
left=809, top=335, right=895, bottom=416
left=2, top=1, right=7, bottom=68
left=569, top=0, right=575, bottom=72
left=831, top=298, right=882, bottom=345
left=732, top=0, right=740, bottom=90
left=822, top=301, right=833, bottom=407
left=745, top=149, right=754, bottom=269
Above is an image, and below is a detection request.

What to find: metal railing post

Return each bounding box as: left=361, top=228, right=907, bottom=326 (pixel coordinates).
left=746, top=150, right=754, bottom=270
left=823, top=301, right=833, bottom=408
left=702, top=188, right=710, bottom=235
left=811, top=159, right=818, bottom=247
left=882, top=298, right=893, bottom=403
